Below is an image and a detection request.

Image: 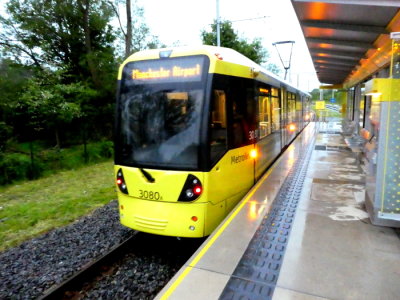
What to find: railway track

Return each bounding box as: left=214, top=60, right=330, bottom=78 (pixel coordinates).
left=38, top=232, right=204, bottom=299
left=39, top=233, right=139, bottom=300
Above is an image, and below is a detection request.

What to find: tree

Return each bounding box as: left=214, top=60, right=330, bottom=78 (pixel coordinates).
left=110, top=0, right=162, bottom=59
left=1, top=0, right=116, bottom=90
left=266, top=63, right=282, bottom=77
left=202, top=20, right=267, bottom=64
left=0, top=59, right=34, bottom=150
left=201, top=20, right=280, bottom=75
left=0, top=0, right=121, bottom=142
left=15, top=70, right=88, bottom=148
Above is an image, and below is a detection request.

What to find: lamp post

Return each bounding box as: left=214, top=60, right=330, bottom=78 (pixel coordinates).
left=273, top=40, right=295, bottom=80
left=216, top=0, right=221, bottom=46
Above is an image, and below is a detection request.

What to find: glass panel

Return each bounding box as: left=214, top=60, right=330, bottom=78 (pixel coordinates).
left=359, top=97, right=365, bottom=129
left=288, top=93, right=296, bottom=123
left=259, top=96, right=271, bottom=138
left=271, top=97, right=280, bottom=132
left=232, top=101, right=248, bottom=147
left=210, top=90, right=227, bottom=164
left=115, top=56, right=208, bottom=169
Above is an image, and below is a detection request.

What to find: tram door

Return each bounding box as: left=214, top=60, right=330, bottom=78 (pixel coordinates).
left=255, top=85, right=282, bottom=179
left=280, top=87, right=288, bottom=147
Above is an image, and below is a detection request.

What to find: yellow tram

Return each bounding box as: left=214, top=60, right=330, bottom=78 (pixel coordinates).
left=114, top=46, right=310, bottom=237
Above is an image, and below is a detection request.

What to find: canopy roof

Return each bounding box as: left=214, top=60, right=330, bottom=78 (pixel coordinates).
left=291, top=0, right=400, bottom=87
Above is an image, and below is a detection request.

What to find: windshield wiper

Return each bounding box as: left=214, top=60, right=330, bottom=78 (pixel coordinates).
left=139, top=168, right=155, bottom=183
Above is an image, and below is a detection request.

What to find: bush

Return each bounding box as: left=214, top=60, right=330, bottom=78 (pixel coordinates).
left=0, top=153, right=43, bottom=184
left=0, top=140, right=115, bottom=185
left=99, top=140, right=113, bottom=158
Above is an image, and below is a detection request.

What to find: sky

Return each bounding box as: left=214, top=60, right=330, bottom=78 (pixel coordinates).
left=0, top=0, right=320, bottom=91
left=136, top=0, right=320, bottom=91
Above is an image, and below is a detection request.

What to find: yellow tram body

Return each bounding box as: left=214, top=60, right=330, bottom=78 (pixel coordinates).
left=114, top=46, right=310, bottom=237
left=115, top=145, right=254, bottom=237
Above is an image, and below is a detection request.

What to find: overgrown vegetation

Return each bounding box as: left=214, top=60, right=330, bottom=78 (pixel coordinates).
left=0, top=141, right=113, bottom=185
left=0, top=0, right=162, bottom=185
left=0, top=160, right=115, bottom=251
left=0, top=0, right=286, bottom=251
left=0, top=1, right=279, bottom=187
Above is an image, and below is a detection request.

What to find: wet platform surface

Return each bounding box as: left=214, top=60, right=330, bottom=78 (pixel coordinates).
left=276, top=122, right=400, bottom=300
left=157, top=121, right=400, bottom=300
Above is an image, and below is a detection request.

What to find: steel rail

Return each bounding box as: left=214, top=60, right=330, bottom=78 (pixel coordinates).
left=39, top=232, right=138, bottom=300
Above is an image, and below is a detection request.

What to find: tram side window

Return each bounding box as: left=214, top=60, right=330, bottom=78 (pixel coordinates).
left=288, top=93, right=296, bottom=123
left=258, top=96, right=271, bottom=138
left=210, top=90, right=228, bottom=163
left=271, top=96, right=280, bottom=132
left=230, top=85, right=254, bottom=148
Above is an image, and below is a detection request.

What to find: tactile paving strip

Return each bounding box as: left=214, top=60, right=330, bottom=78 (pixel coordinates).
left=220, top=142, right=314, bottom=300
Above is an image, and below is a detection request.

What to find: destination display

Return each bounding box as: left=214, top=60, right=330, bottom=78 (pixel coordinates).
left=125, top=56, right=206, bottom=83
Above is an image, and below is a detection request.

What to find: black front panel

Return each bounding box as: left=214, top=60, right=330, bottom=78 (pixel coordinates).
left=115, top=56, right=210, bottom=170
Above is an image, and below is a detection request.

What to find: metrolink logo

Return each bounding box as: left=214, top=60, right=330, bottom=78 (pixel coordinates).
left=231, top=153, right=250, bottom=164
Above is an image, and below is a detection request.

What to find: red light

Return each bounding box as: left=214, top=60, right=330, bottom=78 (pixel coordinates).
left=194, top=186, right=202, bottom=195
left=191, top=216, right=198, bottom=222
left=116, top=179, right=122, bottom=185
left=120, top=205, right=124, bottom=210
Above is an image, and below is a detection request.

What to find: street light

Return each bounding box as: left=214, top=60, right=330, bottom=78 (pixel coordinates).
left=273, top=40, right=295, bottom=80
left=216, top=0, right=221, bottom=46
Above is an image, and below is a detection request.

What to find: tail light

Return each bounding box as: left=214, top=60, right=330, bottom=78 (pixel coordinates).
left=116, top=169, right=129, bottom=194
left=178, top=174, right=202, bottom=202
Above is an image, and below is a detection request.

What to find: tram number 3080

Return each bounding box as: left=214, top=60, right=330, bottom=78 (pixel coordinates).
left=249, top=130, right=258, bottom=141
left=138, top=190, right=162, bottom=200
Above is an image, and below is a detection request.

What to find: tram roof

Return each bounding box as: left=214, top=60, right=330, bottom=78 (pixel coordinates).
left=291, top=0, right=400, bottom=88
left=122, top=45, right=310, bottom=95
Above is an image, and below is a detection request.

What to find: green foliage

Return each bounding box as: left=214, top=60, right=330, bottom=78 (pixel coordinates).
left=0, top=160, right=115, bottom=251
left=310, top=88, right=346, bottom=106
left=201, top=20, right=267, bottom=64
left=17, top=72, right=82, bottom=126
left=3, top=0, right=116, bottom=79
left=110, top=0, right=164, bottom=59
left=0, top=0, right=156, bottom=189
left=0, top=60, right=33, bottom=149
left=265, top=63, right=282, bottom=77
left=0, top=122, right=12, bottom=152
left=0, top=141, right=114, bottom=185
left=13, top=70, right=101, bottom=148
left=0, top=152, right=40, bottom=184
left=99, top=140, right=114, bottom=158
left=201, top=20, right=280, bottom=75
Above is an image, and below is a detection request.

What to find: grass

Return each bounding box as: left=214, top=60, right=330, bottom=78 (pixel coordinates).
left=316, top=110, right=342, bottom=119
left=1, top=140, right=113, bottom=185
left=311, top=104, right=343, bottom=119
left=0, top=160, right=116, bottom=252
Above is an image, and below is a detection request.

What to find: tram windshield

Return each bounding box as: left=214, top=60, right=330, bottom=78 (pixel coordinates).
left=115, top=56, right=209, bottom=169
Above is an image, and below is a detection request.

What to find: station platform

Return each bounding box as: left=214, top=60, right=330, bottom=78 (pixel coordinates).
left=156, top=121, right=400, bottom=300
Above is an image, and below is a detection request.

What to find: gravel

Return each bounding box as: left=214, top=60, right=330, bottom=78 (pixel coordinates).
left=82, top=233, right=203, bottom=299
left=0, top=200, right=134, bottom=299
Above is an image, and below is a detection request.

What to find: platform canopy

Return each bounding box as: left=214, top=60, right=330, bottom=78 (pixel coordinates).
left=291, top=0, right=400, bottom=87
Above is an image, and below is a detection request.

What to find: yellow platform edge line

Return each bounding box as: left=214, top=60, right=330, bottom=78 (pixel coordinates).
left=159, top=154, right=283, bottom=300
left=159, top=123, right=315, bottom=299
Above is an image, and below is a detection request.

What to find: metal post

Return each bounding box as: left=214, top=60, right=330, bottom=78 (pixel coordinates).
left=216, top=0, right=221, bottom=47
left=272, top=41, right=295, bottom=81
